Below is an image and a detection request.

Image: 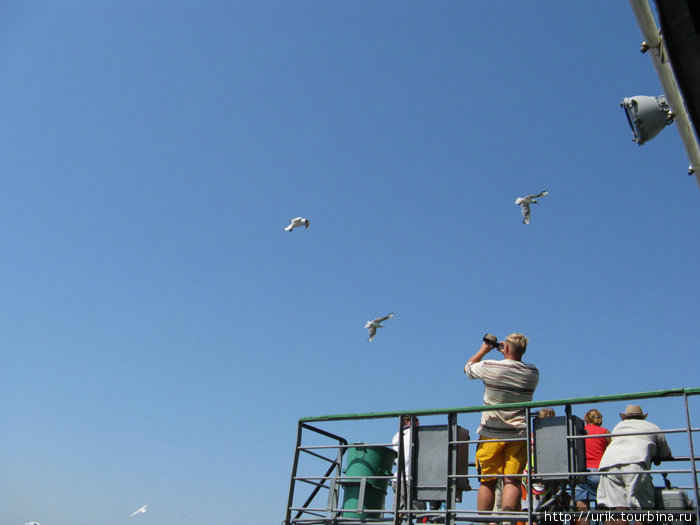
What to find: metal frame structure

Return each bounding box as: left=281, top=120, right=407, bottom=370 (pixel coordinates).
left=283, top=387, right=699, bottom=525
left=629, top=0, right=700, bottom=185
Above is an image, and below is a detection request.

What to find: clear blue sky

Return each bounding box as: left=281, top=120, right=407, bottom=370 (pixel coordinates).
left=1, top=2, right=698, bottom=524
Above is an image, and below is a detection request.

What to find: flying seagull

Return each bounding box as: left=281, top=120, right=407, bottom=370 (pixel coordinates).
left=285, top=217, right=310, bottom=232
left=515, top=190, right=549, bottom=224
left=130, top=505, right=148, bottom=518
left=365, top=313, right=394, bottom=342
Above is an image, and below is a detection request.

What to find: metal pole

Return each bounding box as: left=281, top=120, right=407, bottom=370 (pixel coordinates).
left=525, top=406, right=533, bottom=525
left=394, top=416, right=404, bottom=525
left=683, top=393, right=700, bottom=524
left=628, top=0, right=700, bottom=185
left=565, top=404, right=577, bottom=504
left=447, top=412, right=457, bottom=525
left=286, top=421, right=305, bottom=525
left=408, top=415, right=418, bottom=522
left=333, top=435, right=344, bottom=521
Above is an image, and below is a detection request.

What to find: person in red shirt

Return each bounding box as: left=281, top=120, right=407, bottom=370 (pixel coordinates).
left=575, top=409, right=611, bottom=525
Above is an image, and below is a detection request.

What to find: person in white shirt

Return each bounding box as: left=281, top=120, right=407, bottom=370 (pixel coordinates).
left=391, top=416, right=426, bottom=512
left=597, top=404, right=672, bottom=514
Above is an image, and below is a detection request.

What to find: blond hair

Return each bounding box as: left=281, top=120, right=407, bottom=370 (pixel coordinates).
left=585, top=409, right=603, bottom=426
left=538, top=408, right=555, bottom=419
left=506, top=333, right=529, bottom=355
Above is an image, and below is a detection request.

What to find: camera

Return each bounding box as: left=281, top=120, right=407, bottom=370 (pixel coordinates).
left=482, top=333, right=498, bottom=347
left=483, top=333, right=505, bottom=352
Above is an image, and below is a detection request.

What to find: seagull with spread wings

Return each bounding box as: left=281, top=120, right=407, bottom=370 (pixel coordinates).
left=365, top=313, right=394, bottom=342
left=284, top=217, right=310, bottom=232
left=130, top=505, right=148, bottom=518
left=515, top=190, right=549, bottom=224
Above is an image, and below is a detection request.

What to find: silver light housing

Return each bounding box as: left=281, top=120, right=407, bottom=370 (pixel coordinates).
left=621, top=95, right=674, bottom=145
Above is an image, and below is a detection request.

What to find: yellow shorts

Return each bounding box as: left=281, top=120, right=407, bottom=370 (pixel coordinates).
left=475, top=436, right=528, bottom=483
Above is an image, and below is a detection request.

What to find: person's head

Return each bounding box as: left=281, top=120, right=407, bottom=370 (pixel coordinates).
left=585, top=408, right=603, bottom=426
left=401, top=416, right=419, bottom=427
left=504, top=333, right=528, bottom=359
left=619, top=405, right=647, bottom=421
left=538, top=408, right=555, bottom=419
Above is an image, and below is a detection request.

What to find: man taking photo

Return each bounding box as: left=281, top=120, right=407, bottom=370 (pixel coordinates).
left=464, top=333, right=540, bottom=515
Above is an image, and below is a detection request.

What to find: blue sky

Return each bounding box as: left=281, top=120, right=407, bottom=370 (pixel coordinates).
left=1, top=2, right=698, bottom=524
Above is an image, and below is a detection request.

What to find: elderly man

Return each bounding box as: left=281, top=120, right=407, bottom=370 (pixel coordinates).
left=464, top=333, right=540, bottom=514
left=597, top=404, right=672, bottom=517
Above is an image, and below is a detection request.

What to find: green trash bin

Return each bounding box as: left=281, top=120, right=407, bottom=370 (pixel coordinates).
left=341, top=443, right=397, bottom=518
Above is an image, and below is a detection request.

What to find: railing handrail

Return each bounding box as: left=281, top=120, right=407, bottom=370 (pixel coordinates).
left=299, top=387, right=700, bottom=422
left=286, top=387, right=700, bottom=525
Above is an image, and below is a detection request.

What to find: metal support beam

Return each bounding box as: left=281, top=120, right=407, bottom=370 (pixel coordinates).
left=285, top=421, right=304, bottom=525
left=683, top=393, right=700, bottom=525
left=447, top=413, right=458, bottom=525
left=629, top=0, right=700, bottom=186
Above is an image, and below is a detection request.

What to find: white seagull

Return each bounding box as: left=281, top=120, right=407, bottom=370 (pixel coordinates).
left=130, top=505, right=148, bottom=518
left=365, top=313, right=394, bottom=342
left=284, top=217, right=310, bottom=232
left=515, top=190, right=549, bottom=224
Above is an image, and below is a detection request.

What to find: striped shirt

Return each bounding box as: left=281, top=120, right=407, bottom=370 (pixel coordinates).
left=465, top=359, right=540, bottom=439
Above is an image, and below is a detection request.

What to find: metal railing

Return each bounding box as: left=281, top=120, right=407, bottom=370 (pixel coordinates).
left=284, top=387, right=699, bottom=525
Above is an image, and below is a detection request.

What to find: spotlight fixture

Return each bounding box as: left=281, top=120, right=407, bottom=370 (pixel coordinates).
left=620, top=95, right=674, bottom=145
